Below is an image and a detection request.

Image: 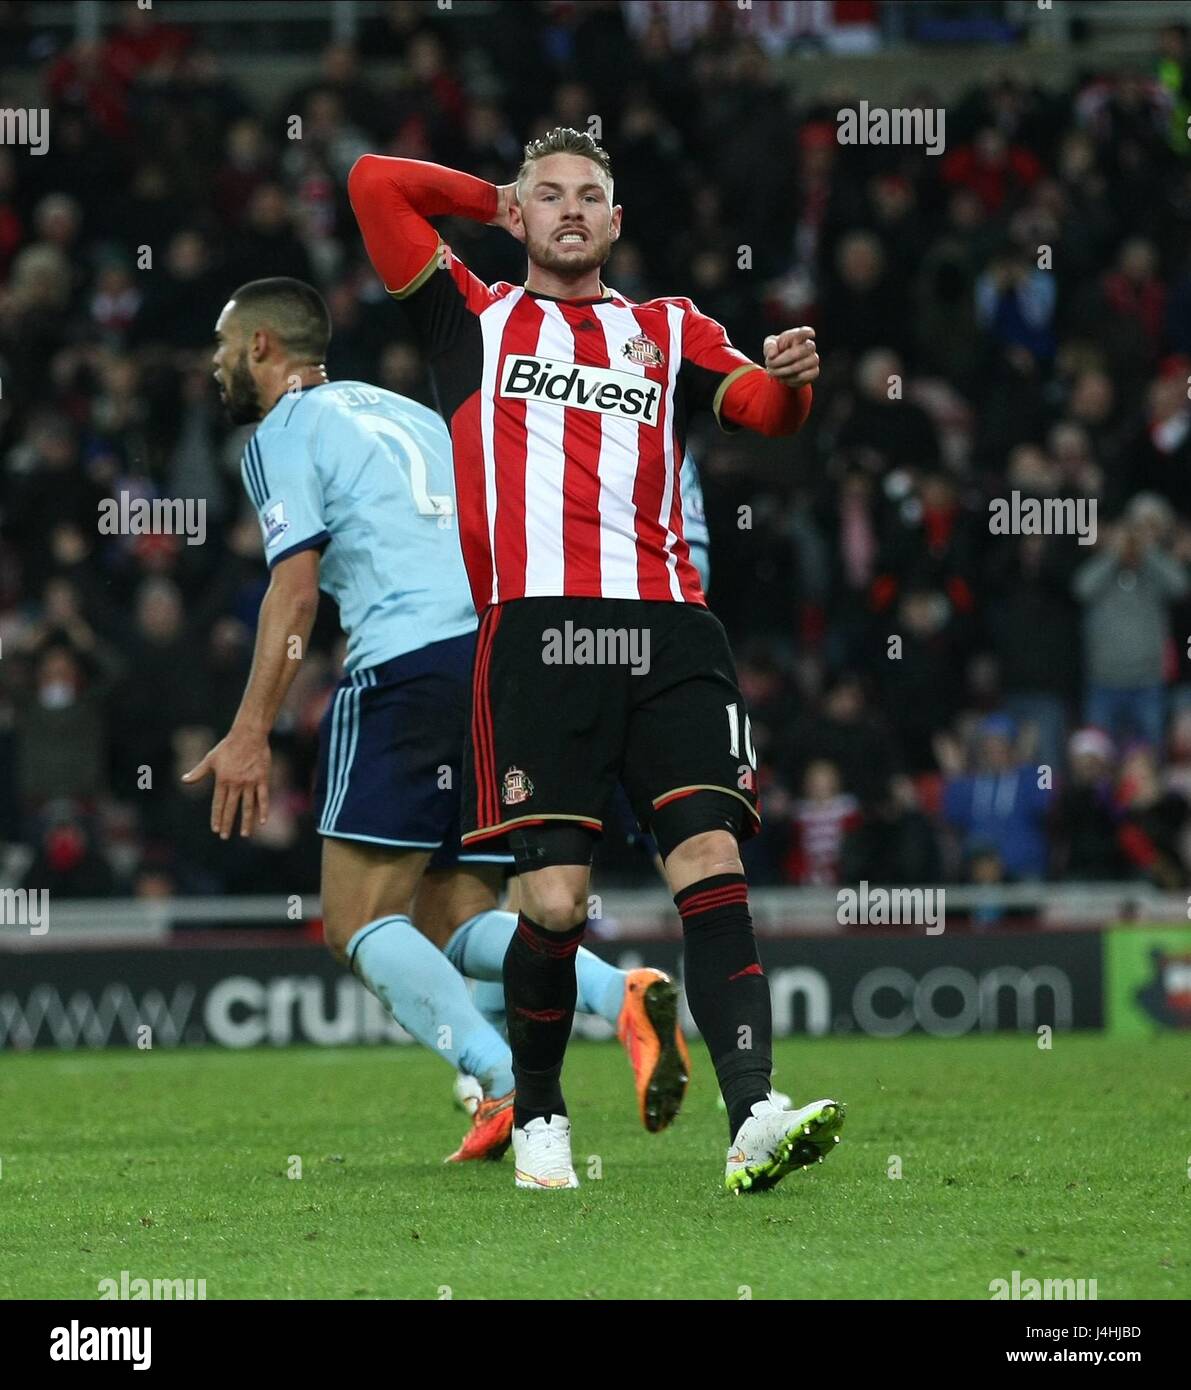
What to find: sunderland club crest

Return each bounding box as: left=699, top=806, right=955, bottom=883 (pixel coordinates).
left=622, top=333, right=665, bottom=368
left=501, top=766, right=535, bottom=806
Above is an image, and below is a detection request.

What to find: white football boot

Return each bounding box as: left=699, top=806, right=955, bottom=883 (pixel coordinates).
left=725, top=1094, right=845, bottom=1194
left=512, top=1114, right=580, bottom=1190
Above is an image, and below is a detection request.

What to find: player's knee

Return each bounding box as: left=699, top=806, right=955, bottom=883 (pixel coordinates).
left=521, top=875, right=589, bottom=931
left=507, top=824, right=592, bottom=929
left=322, top=907, right=359, bottom=964
left=665, top=828, right=743, bottom=887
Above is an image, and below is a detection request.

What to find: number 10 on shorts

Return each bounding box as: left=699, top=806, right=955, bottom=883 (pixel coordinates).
left=726, top=702, right=757, bottom=769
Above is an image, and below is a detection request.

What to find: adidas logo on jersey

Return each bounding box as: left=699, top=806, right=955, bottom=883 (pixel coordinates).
left=500, top=355, right=661, bottom=425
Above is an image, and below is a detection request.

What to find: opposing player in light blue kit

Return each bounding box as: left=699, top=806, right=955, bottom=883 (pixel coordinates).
left=185, top=278, right=690, bottom=1161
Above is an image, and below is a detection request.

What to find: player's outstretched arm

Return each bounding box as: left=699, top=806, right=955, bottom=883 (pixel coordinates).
left=347, top=154, right=501, bottom=296
left=181, top=549, right=320, bottom=840
left=721, top=327, right=818, bottom=438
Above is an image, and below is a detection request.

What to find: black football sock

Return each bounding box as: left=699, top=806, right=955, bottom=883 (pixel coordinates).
left=503, top=911, right=584, bottom=1128
left=675, top=873, right=773, bottom=1139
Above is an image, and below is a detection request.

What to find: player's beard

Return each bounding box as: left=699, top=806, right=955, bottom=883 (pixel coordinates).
left=219, top=348, right=262, bottom=425
left=526, top=226, right=612, bottom=285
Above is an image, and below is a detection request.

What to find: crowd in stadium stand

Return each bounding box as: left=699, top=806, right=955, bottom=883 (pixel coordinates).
left=3, top=0, right=1191, bottom=902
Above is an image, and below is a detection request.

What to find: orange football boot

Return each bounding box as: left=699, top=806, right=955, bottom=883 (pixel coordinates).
left=617, top=969, right=691, bottom=1132
left=444, top=1090, right=514, bottom=1162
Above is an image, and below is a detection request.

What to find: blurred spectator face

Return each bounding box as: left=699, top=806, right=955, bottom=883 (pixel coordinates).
left=409, top=33, right=446, bottom=82
left=135, top=871, right=176, bottom=899
left=30, top=419, right=76, bottom=470
left=11, top=245, right=71, bottom=309
left=167, top=230, right=208, bottom=280
left=947, top=188, right=984, bottom=230
left=970, top=848, right=1004, bottom=883
left=466, top=102, right=503, bottom=146
left=871, top=175, right=913, bottom=221
left=378, top=343, right=422, bottom=394
left=135, top=579, right=183, bottom=641
left=1159, top=24, right=1188, bottom=61
left=43, top=577, right=81, bottom=626
left=1118, top=747, right=1160, bottom=804
left=101, top=353, right=139, bottom=398
left=803, top=759, right=841, bottom=801
left=1058, top=130, right=1096, bottom=182
left=824, top=679, right=863, bottom=723
left=1127, top=493, right=1174, bottom=548
left=552, top=81, right=590, bottom=127
left=1169, top=708, right=1191, bottom=761
left=691, top=250, right=724, bottom=291
left=1007, top=444, right=1059, bottom=494
left=35, top=194, right=81, bottom=248
left=975, top=127, right=1007, bottom=165
left=1147, top=372, right=1188, bottom=424
left=229, top=509, right=264, bottom=558
left=1118, top=238, right=1157, bottom=283
left=1070, top=727, right=1114, bottom=784
left=322, top=43, right=356, bottom=84
left=512, top=154, right=620, bottom=280
left=38, top=647, right=81, bottom=708
left=857, top=348, right=900, bottom=401
left=837, top=232, right=883, bottom=290
left=131, top=162, right=169, bottom=199
left=1048, top=422, right=1090, bottom=471
left=226, top=118, right=266, bottom=168
left=919, top=474, right=955, bottom=511
left=305, top=91, right=344, bottom=140
left=1069, top=371, right=1113, bottom=425
left=50, top=523, right=89, bottom=566
left=209, top=617, right=249, bottom=668
left=900, top=590, right=942, bottom=637
left=249, top=185, right=291, bottom=233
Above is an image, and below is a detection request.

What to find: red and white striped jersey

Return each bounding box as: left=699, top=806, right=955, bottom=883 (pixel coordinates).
left=403, top=258, right=763, bottom=609
left=348, top=155, right=812, bottom=612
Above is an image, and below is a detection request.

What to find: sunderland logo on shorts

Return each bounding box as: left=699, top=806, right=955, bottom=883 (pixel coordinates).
left=501, top=766, right=534, bottom=806
left=499, top=355, right=661, bottom=424
left=621, top=333, right=664, bottom=368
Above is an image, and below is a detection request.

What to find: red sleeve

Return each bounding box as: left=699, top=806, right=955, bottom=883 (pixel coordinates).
left=347, top=155, right=498, bottom=297
left=721, top=368, right=813, bottom=438
left=677, top=298, right=813, bottom=438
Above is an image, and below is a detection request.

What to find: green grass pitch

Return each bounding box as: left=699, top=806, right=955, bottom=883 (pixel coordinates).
left=1, top=1035, right=1187, bottom=1299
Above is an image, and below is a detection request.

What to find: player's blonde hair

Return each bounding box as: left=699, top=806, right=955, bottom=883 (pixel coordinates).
left=515, top=127, right=614, bottom=205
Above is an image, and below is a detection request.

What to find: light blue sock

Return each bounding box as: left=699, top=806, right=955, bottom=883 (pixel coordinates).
left=445, top=910, right=627, bottom=1025
left=472, top=979, right=509, bottom=1039
left=347, top=915, right=515, bottom=1097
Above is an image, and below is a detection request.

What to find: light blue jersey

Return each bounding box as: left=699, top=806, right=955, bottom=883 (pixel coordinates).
left=680, top=449, right=711, bottom=595
left=240, top=381, right=476, bottom=673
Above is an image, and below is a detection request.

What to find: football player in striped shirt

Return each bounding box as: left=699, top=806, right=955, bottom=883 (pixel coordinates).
left=186, top=276, right=691, bottom=1162
left=349, top=128, right=844, bottom=1192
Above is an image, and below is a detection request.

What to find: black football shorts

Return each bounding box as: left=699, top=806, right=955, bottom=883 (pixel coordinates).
left=461, top=596, right=760, bottom=850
